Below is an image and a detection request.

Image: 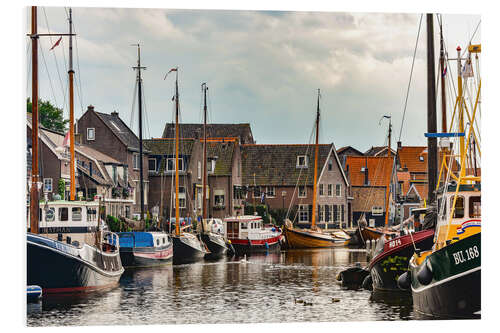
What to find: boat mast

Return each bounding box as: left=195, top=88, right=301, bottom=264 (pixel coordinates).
left=439, top=17, right=447, bottom=133
left=456, top=45, right=465, bottom=178
left=175, top=69, right=180, bottom=236
left=132, top=44, right=146, bottom=221
left=30, top=6, right=39, bottom=233
left=311, top=89, right=320, bottom=229
left=68, top=8, right=76, bottom=201
left=201, top=83, right=208, bottom=232
left=384, top=118, right=392, bottom=227
left=426, top=13, right=438, bottom=203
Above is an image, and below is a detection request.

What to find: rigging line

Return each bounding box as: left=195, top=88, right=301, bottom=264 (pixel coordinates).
left=39, top=38, right=59, bottom=107
left=398, top=13, right=423, bottom=142
left=130, top=79, right=138, bottom=131
left=74, top=34, right=85, bottom=115
left=42, top=7, right=65, bottom=108
left=26, top=41, right=31, bottom=99
left=141, top=80, right=151, bottom=139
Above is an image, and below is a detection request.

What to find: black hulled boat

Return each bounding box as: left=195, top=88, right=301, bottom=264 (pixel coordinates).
left=172, top=232, right=208, bottom=265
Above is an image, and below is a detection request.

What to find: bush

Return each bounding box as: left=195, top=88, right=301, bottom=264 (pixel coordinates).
left=106, top=215, right=121, bottom=232
left=58, top=179, right=65, bottom=199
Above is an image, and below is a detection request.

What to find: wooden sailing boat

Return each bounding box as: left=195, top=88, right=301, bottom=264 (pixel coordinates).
left=116, top=44, right=173, bottom=268
left=167, top=69, right=208, bottom=264
left=198, top=83, right=228, bottom=259
left=398, top=15, right=481, bottom=318
left=284, top=90, right=350, bottom=248
left=27, top=7, right=124, bottom=293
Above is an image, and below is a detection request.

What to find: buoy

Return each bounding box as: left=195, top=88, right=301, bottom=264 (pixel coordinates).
left=331, top=298, right=340, bottom=303
left=362, top=274, right=373, bottom=291
left=27, top=285, right=42, bottom=302
left=397, top=271, right=411, bottom=290
left=294, top=297, right=304, bottom=304
left=417, top=261, right=433, bottom=285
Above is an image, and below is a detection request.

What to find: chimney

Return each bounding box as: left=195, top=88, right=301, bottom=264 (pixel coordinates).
left=111, top=110, right=119, bottom=117
left=364, top=167, right=369, bottom=186
left=397, top=141, right=402, bottom=150
left=87, top=105, right=95, bottom=112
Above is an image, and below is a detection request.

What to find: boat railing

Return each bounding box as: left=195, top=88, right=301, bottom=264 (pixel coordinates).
left=103, top=231, right=120, bottom=252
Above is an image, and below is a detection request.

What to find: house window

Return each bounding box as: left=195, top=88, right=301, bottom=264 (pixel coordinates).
left=372, top=206, right=383, bottom=216
left=59, top=207, right=68, bottom=221
left=123, top=166, right=128, bottom=185
left=125, top=206, right=130, bottom=219
left=87, top=128, right=95, bottom=141
left=299, top=204, right=309, bottom=222
left=133, top=153, right=139, bottom=170
left=296, top=155, right=308, bottom=168
left=43, top=178, right=53, bottom=193
left=197, top=161, right=201, bottom=180
left=112, top=165, right=117, bottom=184
left=327, top=184, right=333, bottom=197
left=341, top=205, right=345, bottom=222
left=452, top=196, right=465, bottom=218
left=174, top=186, right=186, bottom=208
left=469, top=196, right=481, bottom=218
left=233, top=186, right=245, bottom=200
left=319, top=205, right=324, bottom=222
left=325, top=205, right=331, bottom=222
left=328, top=159, right=333, bottom=171
left=298, top=186, right=307, bottom=198
left=207, top=159, right=216, bottom=173
left=167, top=158, right=184, bottom=172
left=89, top=161, right=93, bottom=176
left=419, top=156, right=424, bottom=162
left=148, top=158, right=157, bottom=172
left=72, top=207, right=82, bottom=221
left=215, top=190, right=225, bottom=207
left=336, top=184, right=342, bottom=197
left=319, top=184, right=324, bottom=196
left=253, top=187, right=261, bottom=199
left=266, top=187, right=276, bottom=198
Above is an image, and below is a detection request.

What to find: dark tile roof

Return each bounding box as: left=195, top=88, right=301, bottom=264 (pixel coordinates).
left=95, top=111, right=141, bottom=151
left=365, top=146, right=396, bottom=157
left=241, top=144, right=333, bottom=186
left=162, top=123, right=254, bottom=144
left=206, top=141, right=235, bottom=176
left=337, top=146, right=364, bottom=156
left=143, top=138, right=196, bottom=156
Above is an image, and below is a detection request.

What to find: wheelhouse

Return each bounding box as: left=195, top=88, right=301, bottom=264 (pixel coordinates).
left=33, top=200, right=100, bottom=231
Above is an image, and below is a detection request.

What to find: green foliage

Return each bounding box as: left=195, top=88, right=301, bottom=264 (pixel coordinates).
left=106, top=215, right=122, bottom=232
left=244, top=205, right=295, bottom=226
left=27, top=98, right=68, bottom=133
left=58, top=179, right=66, bottom=199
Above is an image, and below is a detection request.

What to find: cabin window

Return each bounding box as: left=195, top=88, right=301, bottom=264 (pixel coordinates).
left=59, top=207, right=68, bottom=222
left=133, top=153, right=139, bottom=170
left=299, top=204, right=309, bottom=222
left=452, top=196, right=465, bottom=218
left=298, top=186, right=307, bottom=198
left=157, top=239, right=160, bottom=246
left=72, top=207, right=82, bottom=221
left=328, top=159, right=333, bottom=171
left=336, top=184, right=342, bottom=197
left=163, top=238, right=166, bottom=244
left=296, top=155, right=308, bottom=168
left=328, top=184, right=333, bottom=197
left=469, top=196, right=481, bottom=218
left=241, top=222, right=247, bottom=230
left=148, top=158, right=157, bottom=172
left=319, top=184, right=324, bottom=196
left=43, top=178, right=53, bottom=193
left=87, top=128, right=95, bottom=141
left=87, top=208, right=96, bottom=222
left=45, top=207, right=55, bottom=222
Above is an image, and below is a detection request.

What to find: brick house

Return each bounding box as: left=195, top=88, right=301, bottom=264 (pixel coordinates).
left=337, top=146, right=364, bottom=169
left=365, top=146, right=397, bottom=157
left=241, top=143, right=351, bottom=230
left=144, top=137, right=244, bottom=220
left=77, top=106, right=149, bottom=217
left=345, top=155, right=397, bottom=227
left=162, top=123, right=255, bottom=144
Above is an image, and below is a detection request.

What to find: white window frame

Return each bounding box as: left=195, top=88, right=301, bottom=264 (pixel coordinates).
left=87, top=128, right=95, bottom=141
left=43, top=178, right=53, bottom=193
left=319, top=205, right=324, bottom=222
left=133, top=153, right=139, bottom=170
left=327, top=184, right=333, bottom=197
left=167, top=158, right=184, bottom=172
left=336, top=184, right=342, bottom=197
left=298, top=185, right=307, bottom=198
left=266, top=186, right=276, bottom=198
left=372, top=206, right=383, bottom=216
left=328, top=159, right=333, bottom=171
left=148, top=158, right=157, bottom=172
left=197, top=161, right=201, bottom=180
left=319, top=184, right=324, bottom=196
left=174, top=186, right=186, bottom=208
left=298, top=204, right=309, bottom=222
left=296, top=155, right=308, bottom=168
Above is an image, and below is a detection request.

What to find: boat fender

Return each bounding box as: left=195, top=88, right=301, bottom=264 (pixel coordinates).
left=397, top=271, right=411, bottom=290
left=265, top=242, right=269, bottom=249
left=362, top=274, right=373, bottom=291
left=66, top=236, right=72, bottom=244
left=57, top=233, right=63, bottom=241
left=417, top=261, right=433, bottom=285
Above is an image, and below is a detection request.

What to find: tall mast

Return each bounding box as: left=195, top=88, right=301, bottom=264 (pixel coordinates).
left=384, top=118, right=392, bottom=227
left=456, top=45, right=465, bottom=178
left=311, top=89, right=320, bottom=229
left=175, top=70, right=180, bottom=236
left=132, top=44, right=146, bottom=221
left=68, top=8, right=76, bottom=201
left=30, top=6, right=39, bottom=233
left=426, top=13, right=438, bottom=204
left=439, top=17, right=447, bottom=133
left=201, top=83, right=208, bottom=231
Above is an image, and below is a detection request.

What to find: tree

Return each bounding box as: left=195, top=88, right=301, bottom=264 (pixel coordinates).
left=27, top=98, right=68, bottom=133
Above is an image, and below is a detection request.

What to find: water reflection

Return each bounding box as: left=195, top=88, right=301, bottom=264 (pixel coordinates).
left=28, top=247, right=419, bottom=326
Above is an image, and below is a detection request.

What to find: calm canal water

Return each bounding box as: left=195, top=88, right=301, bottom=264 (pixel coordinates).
left=27, top=247, right=421, bottom=326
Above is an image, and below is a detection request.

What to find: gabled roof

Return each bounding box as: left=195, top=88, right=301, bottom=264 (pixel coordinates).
left=365, top=146, right=396, bottom=157
left=398, top=146, right=427, bottom=173
left=93, top=110, right=142, bottom=152
left=162, top=123, right=254, bottom=144
left=143, top=138, right=196, bottom=156
left=241, top=144, right=343, bottom=186
left=345, top=156, right=394, bottom=187
left=206, top=141, right=236, bottom=176
left=337, top=146, right=364, bottom=156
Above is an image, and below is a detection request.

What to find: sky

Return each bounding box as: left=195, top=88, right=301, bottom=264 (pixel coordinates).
left=25, top=5, right=480, bottom=153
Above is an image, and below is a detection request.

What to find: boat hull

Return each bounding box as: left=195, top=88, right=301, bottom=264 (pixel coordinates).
left=369, top=229, right=435, bottom=292
left=200, top=233, right=227, bottom=259
left=284, top=226, right=348, bottom=249
left=119, top=244, right=173, bottom=268
left=228, top=235, right=281, bottom=256
left=172, top=235, right=206, bottom=265
left=409, top=232, right=481, bottom=319
left=27, top=234, right=123, bottom=294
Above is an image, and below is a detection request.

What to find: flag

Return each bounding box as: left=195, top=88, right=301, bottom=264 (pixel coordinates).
left=49, top=37, right=62, bottom=51
left=164, top=68, right=178, bottom=80
left=63, top=131, right=70, bottom=147
left=260, top=192, right=266, bottom=204
left=462, top=61, right=474, bottom=78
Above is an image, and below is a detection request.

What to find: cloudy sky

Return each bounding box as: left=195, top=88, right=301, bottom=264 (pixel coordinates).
left=26, top=5, right=480, bottom=152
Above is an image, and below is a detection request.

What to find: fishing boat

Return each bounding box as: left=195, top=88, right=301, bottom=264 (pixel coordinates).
left=27, top=7, right=124, bottom=294
left=283, top=90, right=350, bottom=248
left=198, top=83, right=228, bottom=259
left=167, top=68, right=208, bottom=264
left=224, top=215, right=282, bottom=256
left=398, top=15, right=481, bottom=319
left=115, top=45, right=173, bottom=268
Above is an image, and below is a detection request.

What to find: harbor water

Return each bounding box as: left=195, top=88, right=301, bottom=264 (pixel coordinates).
left=27, top=247, right=425, bottom=326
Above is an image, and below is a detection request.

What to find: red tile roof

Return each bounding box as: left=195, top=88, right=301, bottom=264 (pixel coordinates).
left=345, top=156, right=394, bottom=187
left=398, top=146, right=427, bottom=173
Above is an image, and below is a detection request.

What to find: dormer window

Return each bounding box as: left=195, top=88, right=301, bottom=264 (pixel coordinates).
left=87, top=128, right=95, bottom=141
left=361, top=167, right=366, bottom=172
left=148, top=158, right=157, bottom=172
left=167, top=158, right=184, bottom=172
left=297, top=155, right=308, bottom=168
left=207, top=159, right=216, bottom=173
left=419, top=156, right=424, bottom=162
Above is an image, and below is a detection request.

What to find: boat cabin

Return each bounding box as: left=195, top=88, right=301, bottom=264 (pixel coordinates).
left=224, top=215, right=281, bottom=241
left=32, top=200, right=100, bottom=233
left=117, top=232, right=172, bottom=249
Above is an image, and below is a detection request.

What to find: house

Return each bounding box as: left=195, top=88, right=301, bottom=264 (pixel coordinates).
left=344, top=155, right=396, bottom=227
left=365, top=146, right=396, bottom=157
left=241, top=143, right=351, bottom=229
left=77, top=106, right=149, bottom=217
left=143, top=137, right=244, bottom=221
left=337, top=146, right=364, bottom=169
left=162, top=123, right=255, bottom=144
